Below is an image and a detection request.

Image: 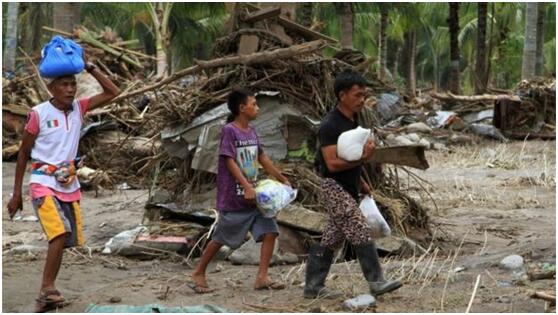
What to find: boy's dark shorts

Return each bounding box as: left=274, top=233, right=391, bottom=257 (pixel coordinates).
left=212, top=208, right=279, bottom=249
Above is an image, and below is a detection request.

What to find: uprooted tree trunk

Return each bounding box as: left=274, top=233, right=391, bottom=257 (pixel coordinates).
left=430, top=92, right=521, bottom=102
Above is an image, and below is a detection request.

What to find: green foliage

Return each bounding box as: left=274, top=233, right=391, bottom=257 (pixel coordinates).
left=287, top=141, right=315, bottom=163
left=492, top=32, right=524, bottom=88
left=4, top=2, right=556, bottom=89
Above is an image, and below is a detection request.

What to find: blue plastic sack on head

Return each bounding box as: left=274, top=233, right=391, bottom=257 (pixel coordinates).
left=39, top=36, right=84, bottom=78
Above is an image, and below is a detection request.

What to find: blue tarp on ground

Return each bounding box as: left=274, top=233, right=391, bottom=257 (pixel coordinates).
left=85, top=303, right=229, bottom=313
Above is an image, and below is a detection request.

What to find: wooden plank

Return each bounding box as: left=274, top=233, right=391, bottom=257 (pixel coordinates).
left=277, top=17, right=338, bottom=43
left=242, top=7, right=281, bottom=23
left=245, top=3, right=337, bottom=43
left=367, top=145, right=430, bottom=170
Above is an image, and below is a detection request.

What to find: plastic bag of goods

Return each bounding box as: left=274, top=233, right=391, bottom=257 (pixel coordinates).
left=255, top=179, right=297, bottom=217
left=359, top=195, right=391, bottom=238
left=39, top=36, right=85, bottom=78
left=337, top=126, right=372, bottom=161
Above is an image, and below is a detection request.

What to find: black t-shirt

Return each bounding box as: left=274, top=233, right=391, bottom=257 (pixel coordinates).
left=316, top=107, right=362, bottom=201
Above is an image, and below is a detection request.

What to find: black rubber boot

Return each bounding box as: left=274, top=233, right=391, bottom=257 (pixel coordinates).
left=354, top=242, right=403, bottom=296
left=303, top=244, right=343, bottom=299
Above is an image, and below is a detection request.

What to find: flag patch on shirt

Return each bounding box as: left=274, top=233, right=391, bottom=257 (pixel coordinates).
left=46, top=119, right=59, bottom=128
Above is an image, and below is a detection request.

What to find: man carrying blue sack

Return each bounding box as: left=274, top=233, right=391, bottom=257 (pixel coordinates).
left=7, top=49, right=120, bottom=312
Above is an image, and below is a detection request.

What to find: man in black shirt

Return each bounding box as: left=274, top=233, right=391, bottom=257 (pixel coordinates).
left=304, top=70, right=402, bottom=299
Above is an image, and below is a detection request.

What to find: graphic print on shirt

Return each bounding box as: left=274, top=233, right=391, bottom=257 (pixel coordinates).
left=235, top=138, right=258, bottom=196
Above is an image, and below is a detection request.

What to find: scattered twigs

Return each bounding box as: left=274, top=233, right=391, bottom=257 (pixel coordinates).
left=18, top=47, right=51, bottom=99
left=465, top=274, right=481, bottom=313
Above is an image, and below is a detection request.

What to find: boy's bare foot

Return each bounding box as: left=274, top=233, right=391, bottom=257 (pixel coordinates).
left=254, top=276, right=285, bottom=290
left=189, top=273, right=215, bottom=294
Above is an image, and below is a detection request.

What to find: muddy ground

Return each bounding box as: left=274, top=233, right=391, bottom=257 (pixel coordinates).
left=2, top=139, right=556, bottom=313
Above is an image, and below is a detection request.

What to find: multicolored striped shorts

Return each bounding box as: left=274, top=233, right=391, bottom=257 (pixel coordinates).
left=32, top=195, right=84, bottom=248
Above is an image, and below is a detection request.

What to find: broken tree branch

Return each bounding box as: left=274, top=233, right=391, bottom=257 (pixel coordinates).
left=18, top=47, right=51, bottom=99
left=430, top=91, right=521, bottom=102
left=42, top=26, right=144, bottom=69
left=110, top=40, right=325, bottom=104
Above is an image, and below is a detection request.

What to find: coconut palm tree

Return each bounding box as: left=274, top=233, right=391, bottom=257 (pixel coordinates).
left=448, top=3, right=461, bottom=94
left=3, top=2, right=19, bottom=73
left=148, top=2, right=173, bottom=77
left=522, top=3, right=538, bottom=79
left=378, top=3, right=389, bottom=80
left=53, top=3, right=81, bottom=34
left=535, top=2, right=545, bottom=75
left=335, top=3, right=354, bottom=50
left=80, top=3, right=226, bottom=74
left=474, top=3, right=488, bottom=93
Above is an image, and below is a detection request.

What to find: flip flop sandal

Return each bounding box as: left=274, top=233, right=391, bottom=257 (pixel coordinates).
left=35, top=290, right=66, bottom=313
left=186, top=283, right=216, bottom=294
left=254, top=280, right=286, bottom=291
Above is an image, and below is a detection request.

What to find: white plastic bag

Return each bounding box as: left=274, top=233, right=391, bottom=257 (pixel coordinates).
left=102, top=226, right=148, bottom=255
left=337, top=126, right=372, bottom=161
left=359, top=196, right=391, bottom=238
left=255, top=179, right=297, bottom=217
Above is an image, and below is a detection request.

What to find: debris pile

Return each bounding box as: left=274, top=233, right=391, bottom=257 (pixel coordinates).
left=4, top=4, right=555, bottom=263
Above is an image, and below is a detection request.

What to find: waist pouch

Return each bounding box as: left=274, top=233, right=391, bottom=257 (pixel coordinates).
left=31, top=157, right=84, bottom=187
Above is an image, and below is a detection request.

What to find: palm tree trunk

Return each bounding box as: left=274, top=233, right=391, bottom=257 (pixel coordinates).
left=52, top=3, right=81, bottom=34
left=486, top=3, right=495, bottom=87
left=25, top=3, right=47, bottom=53
left=297, top=2, right=313, bottom=28
left=150, top=2, right=172, bottom=77
left=3, top=2, right=19, bottom=73
left=448, top=3, right=461, bottom=94
left=474, top=3, right=488, bottom=94
left=340, top=3, right=354, bottom=50
left=522, top=3, right=538, bottom=80
left=378, top=4, right=389, bottom=80
left=405, top=30, right=417, bottom=98
left=535, top=3, right=545, bottom=76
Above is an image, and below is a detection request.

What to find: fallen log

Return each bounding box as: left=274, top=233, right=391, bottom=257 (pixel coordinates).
left=194, top=39, right=325, bottom=68
left=430, top=92, right=521, bottom=102
left=530, top=291, right=556, bottom=303
left=111, top=40, right=326, bottom=104
left=367, top=145, right=430, bottom=170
